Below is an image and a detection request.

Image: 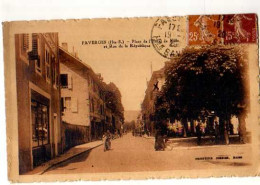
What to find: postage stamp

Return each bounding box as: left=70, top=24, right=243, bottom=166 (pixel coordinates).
left=2, top=14, right=260, bottom=182
left=188, top=14, right=258, bottom=45
left=188, top=15, right=222, bottom=45
left=223, top=14, right=257, bottom=44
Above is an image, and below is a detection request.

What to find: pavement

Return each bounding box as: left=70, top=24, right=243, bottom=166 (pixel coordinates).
left=143, top=134, right=246, bottom=149
left=41, top=133, right=251, bottom=174
left=25, top=140, right=103, bottom=175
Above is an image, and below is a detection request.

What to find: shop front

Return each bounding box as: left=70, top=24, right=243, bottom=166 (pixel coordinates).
left=31, top=90, right=51, bottom=167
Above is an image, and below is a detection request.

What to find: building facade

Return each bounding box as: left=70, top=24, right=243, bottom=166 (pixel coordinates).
left=59, top=44, right=109, bottom=146
left=141, top=67, right=165, bottom=135
left=59, top=46, right=92, bottom=149
left=86, top=72, right=106, bottom=140
left=15, top=33, right=62, bottom=174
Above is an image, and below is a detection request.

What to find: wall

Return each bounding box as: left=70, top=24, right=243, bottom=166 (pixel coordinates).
left=16, top=33, right=62, bottom=174
left=62, top=122, right=90, bottom=151
left=60, top=63, right=90, bottom=127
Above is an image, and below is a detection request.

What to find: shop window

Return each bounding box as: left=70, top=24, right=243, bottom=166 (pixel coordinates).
left=31, top=100, right=49, bottom=147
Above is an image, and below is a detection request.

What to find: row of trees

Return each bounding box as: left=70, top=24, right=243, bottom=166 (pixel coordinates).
left=104, top=82, right=124, bottom=122
left=154, top=46, right=249, bottom=144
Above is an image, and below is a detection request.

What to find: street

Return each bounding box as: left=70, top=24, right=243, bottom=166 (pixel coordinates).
left=44, top=133, right=252, bottom=174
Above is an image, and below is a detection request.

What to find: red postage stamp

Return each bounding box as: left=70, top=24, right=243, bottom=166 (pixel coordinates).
left=223, top=14, right=257, bottom=44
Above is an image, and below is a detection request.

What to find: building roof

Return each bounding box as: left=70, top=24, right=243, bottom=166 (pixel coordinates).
left=59, top=46, right=106, bottom=90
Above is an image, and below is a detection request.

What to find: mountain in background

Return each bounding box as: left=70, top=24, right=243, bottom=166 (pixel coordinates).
left=124, top=110, right=140, bottom=122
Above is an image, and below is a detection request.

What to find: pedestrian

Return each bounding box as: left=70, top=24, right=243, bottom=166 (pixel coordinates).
left=103, top=130, right=111, bottom=152
left=196, top=122, right=202, bottom=145
left=229, top=123, right=234, bottom=135
left=214, top=121, right=220, bottom=144
left=155, top=129, right=165, bottom=151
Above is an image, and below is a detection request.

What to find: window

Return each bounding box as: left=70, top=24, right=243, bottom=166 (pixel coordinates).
left=60, top=74, right=68, bottom=88
left=61, top=97, right=71, bottom=113
left=60, top=74, right=72, bottom=89
left=65, top=97, right=71, bottom=111
left=32, top=34, right=41, bottom=73
left=22, top=34, right=29, bottom=50
left=51, top=56, right=56, bottom=86
left=45, top=49, right=51, bottom=82
left=61, top=98, right=65, bottom=113
left=90, top=98, right=95, bottom=113
left=71, top=97, right=78, bottom=113
left=31, top=100, right=49, bottom=147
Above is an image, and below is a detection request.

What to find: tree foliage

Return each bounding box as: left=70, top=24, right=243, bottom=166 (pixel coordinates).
left=105, top=82, right=124, bottom=121
left=155, top=46, right=248, bottom=125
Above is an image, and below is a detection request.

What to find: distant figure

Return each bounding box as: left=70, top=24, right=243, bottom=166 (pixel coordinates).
left=229, top=123, right=234, bottom=135
left=155, top=129, right=165, bottom=151
left=214, top=121, right=220, bottom=144
left=196, top=123, right=202, bottom=145
left=103, top=130, right=111, bottom=152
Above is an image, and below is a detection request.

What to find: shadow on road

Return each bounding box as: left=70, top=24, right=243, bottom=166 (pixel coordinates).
left=166, top=135, right=244, bottom=149
left=46, top=149, right=93, bottom=172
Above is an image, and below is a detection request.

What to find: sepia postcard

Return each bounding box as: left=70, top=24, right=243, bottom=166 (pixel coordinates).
left=2, top=14, right=260, bottom=182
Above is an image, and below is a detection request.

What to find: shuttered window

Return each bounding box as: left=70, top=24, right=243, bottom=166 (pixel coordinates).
left=71, top=97, right=78, bottom=113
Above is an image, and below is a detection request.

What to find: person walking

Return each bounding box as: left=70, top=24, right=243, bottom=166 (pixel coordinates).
left=196, top=122, right=202, bottom=145
left=103, top=130, right=111, bottom=152
left=214, top=121, right=220, bottom=144
left=155, top=129, right=165, bottom=151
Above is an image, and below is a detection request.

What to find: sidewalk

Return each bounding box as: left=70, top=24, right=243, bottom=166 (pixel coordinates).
left=25, top=140, right=103, bottom=175
left=142, top=134, right=249, bottom=150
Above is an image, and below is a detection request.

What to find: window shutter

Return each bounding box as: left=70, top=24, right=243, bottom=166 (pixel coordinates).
left=61, top=98, right=65, bottom=112
left=32, top=34, right=38, bottom=55
left=23, top=34, right=29, bottom=50
left=28, top=34, right=32, bottom=51
left=71, top=97, right=78, bottom=113
left=37, top=37, right=41, bottom=56
left=68, top=73, right=73, bottom=90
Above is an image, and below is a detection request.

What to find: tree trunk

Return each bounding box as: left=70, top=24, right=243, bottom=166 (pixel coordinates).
left=190, top=119, right=195, bottom=136
left=182, top=119, right=188, bottom=137
left=219, top=116, right=225, bottom=143
left=224, top=119, right=229, bottom=145
left=219, top=116, right=229, bottom=144
left=238, top=112, right=246, bottom=143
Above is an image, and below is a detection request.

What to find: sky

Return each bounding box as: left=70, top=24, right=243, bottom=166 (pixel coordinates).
left=58, top=18, right=167, bottom=111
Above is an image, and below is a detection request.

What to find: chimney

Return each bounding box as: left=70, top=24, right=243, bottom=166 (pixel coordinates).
left=62, top=43, right=68, bottom=51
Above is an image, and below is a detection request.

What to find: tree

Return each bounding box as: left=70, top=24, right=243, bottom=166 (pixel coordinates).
left=155, top=46, right=249, bottom=143
left=105, top=82, right=124, bottom=121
